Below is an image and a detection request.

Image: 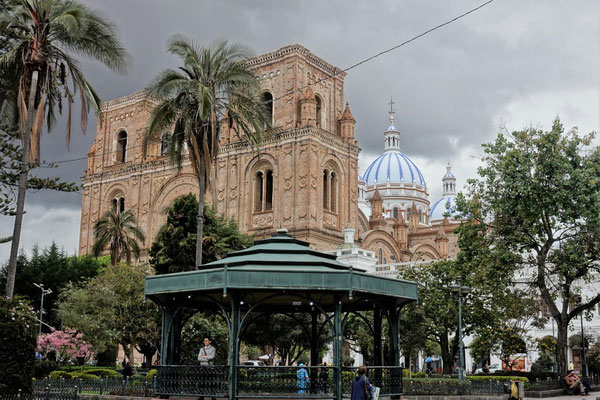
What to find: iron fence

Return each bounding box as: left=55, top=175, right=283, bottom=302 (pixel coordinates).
left=30, top=377, right=154, bottom=397
left=341, top=367, right=403, bottom=397
left=0, top=389, right=76, bottom=400
left=155, top=365, right=228, bottom=397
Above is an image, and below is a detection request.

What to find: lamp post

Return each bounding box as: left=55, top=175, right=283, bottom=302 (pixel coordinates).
left=574, top=295, right=587, bottom=377
left=33, top=283, right=53, bottom=335
left=450, top=276, right=471, bottom=381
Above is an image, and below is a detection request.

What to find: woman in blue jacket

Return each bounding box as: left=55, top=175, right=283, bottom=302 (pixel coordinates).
left=351, top=366, right=372, bottom=400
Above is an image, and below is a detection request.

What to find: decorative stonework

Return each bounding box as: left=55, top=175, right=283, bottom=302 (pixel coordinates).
left=252, top=211, right=273, bottom=228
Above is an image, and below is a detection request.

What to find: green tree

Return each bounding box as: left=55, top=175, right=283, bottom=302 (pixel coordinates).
left=150, top=194, right=252, bottom=274
left=145, top=36, right=269, bottom=267
left=57, top=263, right=160, bottom=363
left=0, top=242, right=107, bottom=329
left=1, top=0, right=128, bottom=299
left=92, top=209, right=145, bottom=266
left=0, top=297, right=37, bottom=394
left=454, top=118, right=600, bottom=377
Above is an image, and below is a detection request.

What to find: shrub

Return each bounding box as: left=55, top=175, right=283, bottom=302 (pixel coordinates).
left=414, top=371, right=427, bottom=378
left=0, top=297, right=37, bottom=395
left=86, top=368, right=118, bottom=378
left=146, top=369, right=157, bottom=382
left=70, top=372, right=99, bottom=380
left=33, top=359, right=58, bottom=379
left=49, top=370, right=72, bottom=379
left=468, top=375, right=528, bottom=382
left=531, top=354, right=554, bottom=374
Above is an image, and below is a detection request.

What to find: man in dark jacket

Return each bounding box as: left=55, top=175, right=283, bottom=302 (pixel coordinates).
left=351, top=366, right=372, bottom=400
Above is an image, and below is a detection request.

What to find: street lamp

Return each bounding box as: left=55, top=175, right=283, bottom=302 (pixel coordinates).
left=33, top=283, right=53, bottom=335
left=574, top=295, right=588, bottom=377
left=450, top=276, right=471, bottom=381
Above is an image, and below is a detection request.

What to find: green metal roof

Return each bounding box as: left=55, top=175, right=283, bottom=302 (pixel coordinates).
left=202, top=231, right=363, bottom=272
left=144, top=231, right=418, bottom=309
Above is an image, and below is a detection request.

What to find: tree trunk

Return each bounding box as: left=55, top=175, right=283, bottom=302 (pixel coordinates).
left=440, top=333, right=453, bottom=374
left=5, top=70, right=39, bottom=299
left=195, top=160, right=206, bottom=268
left=556, top=319, right=569, bottom=377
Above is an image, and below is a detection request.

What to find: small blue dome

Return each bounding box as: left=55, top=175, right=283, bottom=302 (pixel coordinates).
left=430, top=196, right=457, bottom=221
left=362, top=151, right=426, bottom=187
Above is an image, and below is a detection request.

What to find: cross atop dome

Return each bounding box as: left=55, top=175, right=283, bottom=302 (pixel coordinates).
left=388, top=96, right=396, bottom=127
left=384, top=98, right=400, bottom=152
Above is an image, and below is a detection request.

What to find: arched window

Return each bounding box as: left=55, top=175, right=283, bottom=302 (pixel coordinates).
left=261, top=91, right=274, bottom=128
left=378, top=249, right=383, bottom=265
left=393, top=207, right=399, bottom=219
left=160, top=133, right=170, bottom=156
left=315, top=95, right=322, bottom=127
left=322, top=168, right=338, bottom=212
left=254, top=168, right=274, bottom=212
left=110, top=195, right=125, bottom=214
left=116, top=131, right=127, bottom=163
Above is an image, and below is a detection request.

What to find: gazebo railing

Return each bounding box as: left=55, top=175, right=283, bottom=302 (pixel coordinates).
left=238, top=365, right=336, bottom=398
left=155, top=365, right=228, bottom=397
left=341, top=367, right=403, bottom=398
left=154, top=365, right=403, bottom=398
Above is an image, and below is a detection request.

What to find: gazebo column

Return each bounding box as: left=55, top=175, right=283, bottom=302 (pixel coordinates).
left=373, top=306, right=383, bottom=366
left=310, top=309, right=319, bottom=392
left=160, top=305, right=178, bottom=365
left=333, top=296, right=343, bottom=400
left=228, top=297, right=241, bottom=400
left=388, top=305, right=401, bottom=399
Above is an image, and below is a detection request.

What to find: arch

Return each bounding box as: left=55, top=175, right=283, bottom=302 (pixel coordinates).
left=410, top=243, right=441, bottom=261
left=116, top=130, right=127, bottom=163
left=105, top=183, right=127, bottom=214
left=357, top=208, right=369, bottom=236
left=247, top=157, right=276, bottom=214
left=150, top=173, right=199, bottom=240
left=360, top=229, right=400, bottom=264
left=261, top=91, right=274, bottom=128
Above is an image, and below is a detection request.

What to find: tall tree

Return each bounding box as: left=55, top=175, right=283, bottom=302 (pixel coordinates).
left=0, top=0, right=129, bottom=298
left=92, top=209, right=145, bottom=266
left=57, top=263, right=160, bottom=363
left=146, top=36, right=269, bottom=268
left=149, top=193, right=252, bottom=274
left=0, top=242, right=107, bottom=329
left=454, top=118, right=600, bottom=377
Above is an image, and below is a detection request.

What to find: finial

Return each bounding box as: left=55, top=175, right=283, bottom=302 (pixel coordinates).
left=388, top=96, right=395, bottom=124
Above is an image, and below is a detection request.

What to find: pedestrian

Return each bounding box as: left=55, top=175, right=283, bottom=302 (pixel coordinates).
left=198, top=337, right=216, bottom=365
left=197, top=337, right=216, bottom=400
left=122, top=361, right=133, bottom=380
left=351, top=365, right=372, bottom=400
left=297, top=363, right=310, bottom=394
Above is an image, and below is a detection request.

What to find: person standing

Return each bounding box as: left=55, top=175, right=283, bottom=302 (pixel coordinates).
left=351, top=366, right=372, bottom=400
left=198, top=337, right=216, bottom=365
left=297, top=363, right=310, bottom=394
left=198, top=337, right=216, bottom=400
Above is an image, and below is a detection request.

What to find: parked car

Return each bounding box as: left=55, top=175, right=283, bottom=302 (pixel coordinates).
left=474, top=363, right=501, bottom=374
left=240, top=360, right=266, bottom=366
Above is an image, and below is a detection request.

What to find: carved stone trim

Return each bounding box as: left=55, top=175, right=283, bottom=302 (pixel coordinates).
left=252, top=211, right=274, bottom=228
left=323, top=210, right=338, bottom=228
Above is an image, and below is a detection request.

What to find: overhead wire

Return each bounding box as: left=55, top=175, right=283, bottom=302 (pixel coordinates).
left=41, top=0, right=494, bottom=167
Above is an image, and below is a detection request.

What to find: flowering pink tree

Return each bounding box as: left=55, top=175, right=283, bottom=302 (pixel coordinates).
left=37, top=328, right=93, bottom=364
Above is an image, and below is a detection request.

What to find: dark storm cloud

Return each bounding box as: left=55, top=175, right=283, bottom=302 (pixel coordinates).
left=1, top=0, right=598, bottom=263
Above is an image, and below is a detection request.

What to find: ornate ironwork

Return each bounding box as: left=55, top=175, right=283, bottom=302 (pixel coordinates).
left=237, top=365, right=335, bottom=398
left=155, top=365, right=228, bottom=397
left=342, top=367, right=403, bottom=397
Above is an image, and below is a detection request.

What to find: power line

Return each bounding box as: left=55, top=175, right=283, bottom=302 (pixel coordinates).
left=42, top=0, right=494, bottom=166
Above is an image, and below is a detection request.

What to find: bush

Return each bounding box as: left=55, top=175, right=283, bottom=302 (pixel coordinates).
left=468, top=375, right=528, bottom=382
left=0, top=297, right=37, bottom=395
left=70, top=372, right=99, bottom=380
left=414, top=371, right=427, bottom=378
left=146, top=369, right=157, bottom=382
left=531, top=354, right=554, bottom=374
left=33, top=359, right=58, bottom=379
left=49, top=370, right=72, bottom=379
left=86, top=368, right=119, bottom=378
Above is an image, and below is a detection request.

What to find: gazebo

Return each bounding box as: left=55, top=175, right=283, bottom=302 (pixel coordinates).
left=145, top=230, right=418, bottom=399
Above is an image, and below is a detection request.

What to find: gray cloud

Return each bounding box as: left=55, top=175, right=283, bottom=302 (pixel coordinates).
left=1, top=0, right=598, bottom=264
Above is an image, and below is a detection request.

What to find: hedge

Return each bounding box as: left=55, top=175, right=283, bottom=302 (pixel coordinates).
left=468, top=375, right=529, bottom=382
left=146, top=369, right=157, bottom=382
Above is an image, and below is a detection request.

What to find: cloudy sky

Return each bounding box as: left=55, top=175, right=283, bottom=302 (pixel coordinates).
left=1, top=0, right=599, bottom=264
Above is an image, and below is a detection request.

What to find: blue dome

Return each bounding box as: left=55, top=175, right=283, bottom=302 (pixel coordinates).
left=430, top=196, right=458, bottom=221
left=362, top=151, right=426, bottom=187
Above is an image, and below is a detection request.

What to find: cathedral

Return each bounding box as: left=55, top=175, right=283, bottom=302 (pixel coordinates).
left=78, top=44, right=460, bottom=264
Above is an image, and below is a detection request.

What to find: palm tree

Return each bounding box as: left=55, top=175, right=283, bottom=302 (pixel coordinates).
left=92, top=209, right=145, bottom=266
left=146, top=36, right=269, bottom=268
left=0, top=0, right=129, bottom=298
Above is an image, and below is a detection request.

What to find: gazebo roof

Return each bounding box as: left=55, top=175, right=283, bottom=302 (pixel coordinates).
left=145, top=231, right=418, bottom=310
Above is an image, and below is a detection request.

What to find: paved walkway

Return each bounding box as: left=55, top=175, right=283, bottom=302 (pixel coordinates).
left=525, top=395, right=600, bottom=400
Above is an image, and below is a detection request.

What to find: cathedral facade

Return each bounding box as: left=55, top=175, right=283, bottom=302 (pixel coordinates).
left=79, top=44, right=459, bottom=264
